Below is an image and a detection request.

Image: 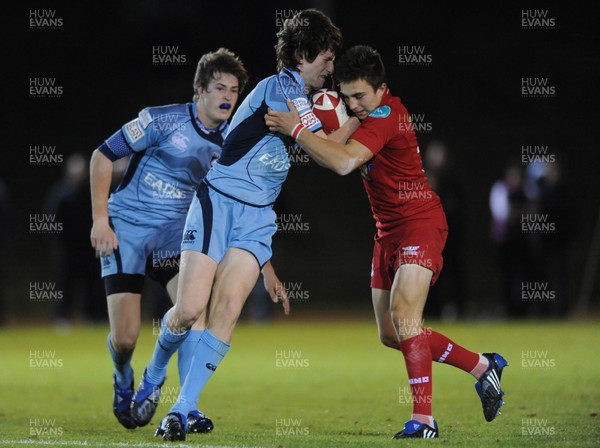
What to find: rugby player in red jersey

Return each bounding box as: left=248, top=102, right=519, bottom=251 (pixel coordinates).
left=265, top=45, right=508, bottom=439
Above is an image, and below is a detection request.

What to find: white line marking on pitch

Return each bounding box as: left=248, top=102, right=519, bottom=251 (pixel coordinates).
left=0, top=440, right=265, bottom=448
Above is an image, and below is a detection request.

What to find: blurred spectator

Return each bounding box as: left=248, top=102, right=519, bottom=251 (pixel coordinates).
left=489, top=160, right=533, bottom=317
left=525, top=158, right=571, bottom=316
left=422, top=141, right=467, bottom=319
left=44, top=153, right=105, bottom=324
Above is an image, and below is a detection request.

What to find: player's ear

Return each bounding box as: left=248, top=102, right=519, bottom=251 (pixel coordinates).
left=295, top=50, right=306, bottom=69
left=377, top=83, right=387, bottom=96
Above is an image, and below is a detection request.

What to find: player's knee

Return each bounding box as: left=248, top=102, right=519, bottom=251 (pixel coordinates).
left=212, top=294, right=243, bottom=325
left=172, top=304, right=201, bottom=330
left=389, top=305, right=409, bottom=323
left=111, top=333, right=137, bottom=352
left=379, top=332, right=400, bottom=349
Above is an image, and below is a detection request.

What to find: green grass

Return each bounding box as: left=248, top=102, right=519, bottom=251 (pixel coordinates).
left=0, top=320, right=598, bottom=447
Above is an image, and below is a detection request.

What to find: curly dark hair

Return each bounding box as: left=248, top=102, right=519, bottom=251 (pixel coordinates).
left=335, top=45, right=386, bottom=91
left=275, top=9, right=342, bottom=72
left=193, top=48, right=248, bottom=101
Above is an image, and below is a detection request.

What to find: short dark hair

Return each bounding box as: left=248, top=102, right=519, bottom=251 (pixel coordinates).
left=275, top=9, right=342, bottom=72
left=335, top=45, right=386, bottom=91
left=193, top=48, right=248, bottom=101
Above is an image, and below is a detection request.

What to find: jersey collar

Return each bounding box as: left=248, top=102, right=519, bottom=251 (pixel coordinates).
left=281, top=68, right=306, bottom=91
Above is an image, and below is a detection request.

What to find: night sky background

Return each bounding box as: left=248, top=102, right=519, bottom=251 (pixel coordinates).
left=4, top=1, right=599, bottom=322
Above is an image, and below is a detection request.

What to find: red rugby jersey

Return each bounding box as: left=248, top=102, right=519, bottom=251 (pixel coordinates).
left=350, top=89, right=443, bottom=238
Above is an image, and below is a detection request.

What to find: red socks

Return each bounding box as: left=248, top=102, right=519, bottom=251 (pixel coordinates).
left=399, top=329, right=490, bottom=423
left=425, top=329, right=489, bottom=378
left=399, top=333, right=432, bottom=418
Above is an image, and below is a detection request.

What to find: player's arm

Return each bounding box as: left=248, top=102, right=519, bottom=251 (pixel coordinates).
left=315, top=115, right=361, bottom=144
left=90, top=109, right=157, bottom=256
left=262, top=260, right=290, bottom=315
left=90, top=148, right=119, bottom=257
left=265, top=99, right=373, bottom=176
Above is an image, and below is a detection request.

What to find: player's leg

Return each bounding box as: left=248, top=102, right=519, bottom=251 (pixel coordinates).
left=156, top=201, right=276, bottom=440
left=131, top=250, right=217, bottom=427
left=165, top=273, right=214, bottom=434
left=165, top=274, right=208, bottom=390
left=131, top=188, right=220, bottom=427
left=373, top=287, right=500, bottom=380
left=390, top=264, right=439, bottom=438
left=101, top=216, right=147, bottom=430
left=371, top=238, right=404, bottom=350
left=107, top=291, right=142, bottom=383
left=170, top=249, right=259, bottom=413
left=157, top=248, right=260, bottom=441
left=372, top=288, right=402, bottom=350
left=371, top=233, right=493, bottom=371
left=106, top=289, right=142, bottom=429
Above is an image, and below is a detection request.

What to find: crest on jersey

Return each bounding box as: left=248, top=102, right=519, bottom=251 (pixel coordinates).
left=170, top=132, right=189, bottom=150
left=369, top=105, right=391, bottom=118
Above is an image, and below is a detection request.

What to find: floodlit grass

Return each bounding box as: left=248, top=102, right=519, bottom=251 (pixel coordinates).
left=1, top=320, right=598, bottom=447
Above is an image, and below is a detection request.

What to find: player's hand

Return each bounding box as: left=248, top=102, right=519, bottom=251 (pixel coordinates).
left=262, top=263, right=290, bottom=315
left=90, top=216, right=118, bottom=257
left=265, top=99, right=301, bottom=137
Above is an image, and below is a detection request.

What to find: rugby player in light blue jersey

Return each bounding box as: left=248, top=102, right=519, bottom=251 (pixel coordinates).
left=132, top=10, right=361, bottom=441
left=90, top=49, right=288, bottom=433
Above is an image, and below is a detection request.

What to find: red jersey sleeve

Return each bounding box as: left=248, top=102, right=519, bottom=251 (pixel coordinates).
left=349, top=105, right=396, bottom=157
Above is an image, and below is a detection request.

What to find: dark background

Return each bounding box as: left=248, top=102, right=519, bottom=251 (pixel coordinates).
left=3, top=1, right=599, bottom=322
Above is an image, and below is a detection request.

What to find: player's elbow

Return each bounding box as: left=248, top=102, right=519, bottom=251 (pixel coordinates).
left=333, top=159, right=357, bottom=176
left=91, top=148, right=109, bottom=165
left=334, top=167, right=351, bottom=176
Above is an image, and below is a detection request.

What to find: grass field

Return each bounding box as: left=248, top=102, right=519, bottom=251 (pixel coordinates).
left=1, top=320, right=598, bottom=447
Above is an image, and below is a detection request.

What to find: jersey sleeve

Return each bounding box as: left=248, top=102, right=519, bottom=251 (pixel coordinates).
left=290, top=95, right=322, bottom=133
left=350, top=108, right=396, bottom=157
left=99, top=108, right=158, bottom=161
left=267, top=75, right=322, bottom=133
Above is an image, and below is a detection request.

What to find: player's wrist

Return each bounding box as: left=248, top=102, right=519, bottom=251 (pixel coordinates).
left=93, top=214, right=109, bottom=223
left=291, top=123, right=305, bottom=140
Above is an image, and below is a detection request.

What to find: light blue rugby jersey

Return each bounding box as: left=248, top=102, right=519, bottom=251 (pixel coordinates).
left=204, top=69, right=322, bottom=207
left=99, top=103, right=225, bottom=223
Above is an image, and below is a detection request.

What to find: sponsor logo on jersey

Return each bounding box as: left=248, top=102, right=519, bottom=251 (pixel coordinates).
left=124, top=119, right=145, bottom=143
left=300, top=111, right=319, bottom=129
left=292, top=97, right=310, bottom=114
left=183, top=229, right=197, bottom=242
left=144, top=172, right=186, bottom=200
left=206, top=363, right=217, bottom=371
left=292, top=96, right=319, bottom=129
left=369, top=105, right=391, bottom=118
left=170, top=131, right=189, bottom=150
left=259, top=152, right=291, bottom=172
left=402, top=246, right=421, bottom=256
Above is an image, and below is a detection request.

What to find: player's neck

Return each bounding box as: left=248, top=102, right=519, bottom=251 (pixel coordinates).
left=196, top=104, right=221, bottom=130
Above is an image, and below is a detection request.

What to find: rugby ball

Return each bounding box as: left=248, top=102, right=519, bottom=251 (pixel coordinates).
left=311, top=89, right=349, bottom=134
